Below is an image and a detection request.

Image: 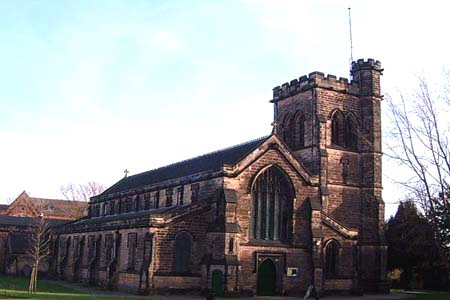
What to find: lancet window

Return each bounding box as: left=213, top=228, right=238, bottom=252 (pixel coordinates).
left=173, top=232, right=192, bottom=273
left=324, top=239, right=340, bottom=277
left=294, top=114, right=306, bottom=150
left=345, top=115, right=358, bottom=150
left=331, top=111, right=345, bottom=147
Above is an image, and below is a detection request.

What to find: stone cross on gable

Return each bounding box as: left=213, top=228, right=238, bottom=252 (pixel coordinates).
left=124, top=169, right=129, bottom=178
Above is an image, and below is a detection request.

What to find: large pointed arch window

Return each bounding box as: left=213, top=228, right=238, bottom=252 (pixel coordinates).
left=250, top=166, right=294, bottom=242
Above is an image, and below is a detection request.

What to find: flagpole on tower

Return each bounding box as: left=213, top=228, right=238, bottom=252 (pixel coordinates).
left=348, top=7, right=354, bottom=76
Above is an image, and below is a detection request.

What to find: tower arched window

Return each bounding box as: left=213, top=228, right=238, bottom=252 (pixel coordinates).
left=294, top=113, right=305, bottom=150
left=324, top=240, right=340, bottom=278
left=345, top=115, right=358, bottom=150
left=173, top=232, right=192, bottom=274
left=250, top=166, right=294, bottom=242
left=331, top=111, right=345, bottom=147
left=281, top=114, right=294, bottom=148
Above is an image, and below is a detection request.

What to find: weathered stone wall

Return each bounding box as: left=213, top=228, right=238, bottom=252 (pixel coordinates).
left=53, top=59, right=386, bottom=295
left=273, top=59, right=386, bottom=292
left=153, top=209, right=213, bottom=275
left=225, top=148, right=319, bottom=295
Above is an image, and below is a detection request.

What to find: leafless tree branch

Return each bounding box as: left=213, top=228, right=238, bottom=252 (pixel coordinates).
left=386, top=75, right=450, bottom=264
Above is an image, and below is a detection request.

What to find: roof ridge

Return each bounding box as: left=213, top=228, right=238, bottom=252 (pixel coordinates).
left=130, top=136, right=269, bottom=178
left=30, top=197, right=86, bottom=204
left=95, top=135, right=270, bottom=199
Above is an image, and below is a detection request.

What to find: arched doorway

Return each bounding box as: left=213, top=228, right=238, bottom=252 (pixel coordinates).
left=257, top=259, right=277, bottom=296
left=212, top=269, right=224, bottom=296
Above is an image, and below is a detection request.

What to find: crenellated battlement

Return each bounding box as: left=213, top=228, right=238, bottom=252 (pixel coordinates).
left=272, top=58, right=382, bottom=100
left=351, top=58, right=382, bottom=72
left=272, top=70, right=357, bottom=100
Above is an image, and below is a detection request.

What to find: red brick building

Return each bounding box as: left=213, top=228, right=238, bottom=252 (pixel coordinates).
left=0, top=191, right=86, bottom=275
left=55, top=59, right=387, bottom=296
left=0, top=191, right=87, bottom=220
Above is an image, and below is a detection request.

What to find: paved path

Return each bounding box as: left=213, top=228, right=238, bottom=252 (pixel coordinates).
left=52, top=281, right=411, bottom=300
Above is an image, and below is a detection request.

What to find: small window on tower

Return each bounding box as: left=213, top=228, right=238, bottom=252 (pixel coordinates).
left=345, top=115, right=358, bottom=150
left=282, top=114, right=294, bottom=148
left=331, top=110, right=345, bottom=147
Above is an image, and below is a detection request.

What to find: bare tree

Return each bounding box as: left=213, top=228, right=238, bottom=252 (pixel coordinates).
left=27, top=216, right=50, bottom=294
left=60, top=181, right=105, bottom=219
left=386, top=76, right=450, bottom=263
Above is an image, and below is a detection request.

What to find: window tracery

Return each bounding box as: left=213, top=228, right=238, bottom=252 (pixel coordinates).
left=251, top=166, right=294, bottom=242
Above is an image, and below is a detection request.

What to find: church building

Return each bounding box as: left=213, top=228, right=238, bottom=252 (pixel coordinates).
left=54, top=59, right=387, bottom=296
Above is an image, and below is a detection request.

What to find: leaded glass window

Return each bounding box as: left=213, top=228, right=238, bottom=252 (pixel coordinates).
left=250, top=166, right=294, bottom=241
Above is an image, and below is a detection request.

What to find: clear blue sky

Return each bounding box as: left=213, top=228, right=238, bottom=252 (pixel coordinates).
left=1, top=0, right=450, bottom=218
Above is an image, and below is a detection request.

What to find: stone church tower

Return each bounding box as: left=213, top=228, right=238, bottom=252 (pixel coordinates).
left=54, top=59, right=388, bottom=296
left=273, top=59, right=386, bottom=291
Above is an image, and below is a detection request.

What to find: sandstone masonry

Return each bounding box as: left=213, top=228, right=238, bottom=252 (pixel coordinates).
left=54, top=59, right=388, bottom=296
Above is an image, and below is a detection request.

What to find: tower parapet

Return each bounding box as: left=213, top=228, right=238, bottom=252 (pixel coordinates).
left=351, top=58, right=383, bottom=97
left=272, top=58, right=382, bottom=101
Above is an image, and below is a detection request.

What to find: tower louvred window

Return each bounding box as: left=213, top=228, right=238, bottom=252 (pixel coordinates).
left=282, top=114, right=294, bottom=148
left=345, top=116, right=358, bottom=150
left=294, top=113, right=305, bottom=150
left=331, top=111, right=345, bottom=147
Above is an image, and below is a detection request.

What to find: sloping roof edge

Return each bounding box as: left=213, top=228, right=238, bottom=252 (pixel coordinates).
left=93, top=136, right=269, bottom=201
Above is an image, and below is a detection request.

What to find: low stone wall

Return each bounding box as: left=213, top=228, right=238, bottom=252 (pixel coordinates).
left=117, top=272, right=140, bottom=292
left=324, top=279, right=352, bottom=290
left=153, top=275, right=201, bottom=289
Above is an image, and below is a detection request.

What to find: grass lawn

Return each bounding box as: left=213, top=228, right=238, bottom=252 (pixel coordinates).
left=0, top=275, right=143, bottom=300
left=393, top=289, right=450, bottom=300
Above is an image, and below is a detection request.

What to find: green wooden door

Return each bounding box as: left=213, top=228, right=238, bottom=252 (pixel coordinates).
left=212, top=270, right=224, bottom=296
left=257, top=259, right=276, bottom=296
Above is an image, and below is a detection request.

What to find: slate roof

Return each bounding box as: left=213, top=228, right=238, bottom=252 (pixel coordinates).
left=6, top=191, right=88, bottom=220
left=29, top=197, right=88, bottom=219
left=0, top=204, right=8, bottom=213
left=0, top=215, right=67, bottom=228
left=69, top=206, right=174, bottom=226
left=96, top=136, right=268, bottom=199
